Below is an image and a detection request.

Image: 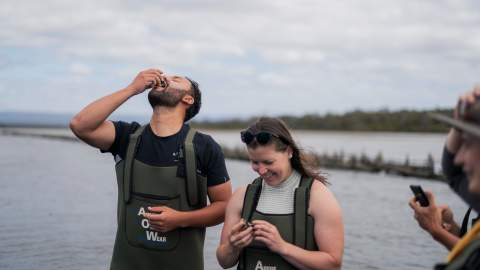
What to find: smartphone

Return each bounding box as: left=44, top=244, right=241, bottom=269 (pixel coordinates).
left=409, top=185, right=429, bottom=207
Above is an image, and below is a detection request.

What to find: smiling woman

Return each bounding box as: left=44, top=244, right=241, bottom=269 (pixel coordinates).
left=239, top=118, right=328, bottom=186
left=216, top=117, right=344, bottom=270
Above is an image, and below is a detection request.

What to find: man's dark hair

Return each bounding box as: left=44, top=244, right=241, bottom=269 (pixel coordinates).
left=185, top=77, right=202, bottom=122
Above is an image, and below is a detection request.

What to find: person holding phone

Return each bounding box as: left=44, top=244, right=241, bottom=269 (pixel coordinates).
left=411, top=86, right=480, bottom=269
left=216, top=117, right=343, bottom=270
left=409, top=188, right=462, bottom=250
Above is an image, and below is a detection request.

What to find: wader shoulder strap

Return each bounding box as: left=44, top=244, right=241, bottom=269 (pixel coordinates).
left=184, top=127, right=199, bottom=206
left=123, top=125, right=147, bottom=203
left=238, top=177, right=262, bottom=270
left=461, top=207, right=473, bottom=237
left=294, top=176, right=314, bottom=248
left=240, top=177, right=263, bottom=222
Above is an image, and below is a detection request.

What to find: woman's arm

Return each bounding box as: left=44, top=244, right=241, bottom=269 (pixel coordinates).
left=278, top=180, right=344, bottom=270
left=216, top=187, right=253, bottom=269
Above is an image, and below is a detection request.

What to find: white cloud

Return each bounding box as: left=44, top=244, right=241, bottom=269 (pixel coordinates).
left=0, top=0, right=479, bottom=116
left=258, top=72, right=291, bottom=86
left=69, top=63, right=91, bottom=76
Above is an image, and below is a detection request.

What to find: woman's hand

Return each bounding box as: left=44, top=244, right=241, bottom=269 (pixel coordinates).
left=228, top=219, right=254, bottom=251
left=252, top=220, right=288, bottom=255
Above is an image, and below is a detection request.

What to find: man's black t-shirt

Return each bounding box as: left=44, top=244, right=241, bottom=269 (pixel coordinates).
left=104, top=121, right=230, bottom=187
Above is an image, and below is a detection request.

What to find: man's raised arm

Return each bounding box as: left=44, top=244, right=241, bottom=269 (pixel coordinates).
left=69, top=69, right=163, bottom=150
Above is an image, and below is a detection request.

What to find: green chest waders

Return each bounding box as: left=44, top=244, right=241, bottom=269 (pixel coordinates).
left=110, top=126, right=207, bottom=270
left=434, top=238, right=480, bottom=270
left=237, top=177, right=317, bottom=270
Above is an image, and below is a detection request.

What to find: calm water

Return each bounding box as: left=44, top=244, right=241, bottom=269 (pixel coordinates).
left=0, top=130, right=468, bottom=270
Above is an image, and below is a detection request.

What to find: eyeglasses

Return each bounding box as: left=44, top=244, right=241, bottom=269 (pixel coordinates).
left=240, top=130, right=287, bottom=145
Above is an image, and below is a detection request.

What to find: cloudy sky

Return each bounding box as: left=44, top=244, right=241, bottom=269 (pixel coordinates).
left=1, top=0, right=480, bottom=120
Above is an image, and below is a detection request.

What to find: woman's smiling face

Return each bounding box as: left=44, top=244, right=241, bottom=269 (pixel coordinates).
left=247, top=143, right=293, bottom=186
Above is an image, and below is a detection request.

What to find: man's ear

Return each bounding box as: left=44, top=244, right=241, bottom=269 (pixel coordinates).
left=182, top=94, right=194, bottom=105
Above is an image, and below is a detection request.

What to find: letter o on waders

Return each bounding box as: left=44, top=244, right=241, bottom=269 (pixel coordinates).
left=141, top=219, right=150, bottom=229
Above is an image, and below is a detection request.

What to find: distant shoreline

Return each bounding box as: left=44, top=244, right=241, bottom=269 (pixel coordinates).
left=0, top=108, right=452, bottom=133
left=0, top=126, right=78, bottom=142
left=0, top=123, right=68, bottom=128
left=0, top=123, right=447, bottom=134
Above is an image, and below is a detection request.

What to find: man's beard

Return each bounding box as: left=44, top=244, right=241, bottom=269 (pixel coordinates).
left=148, top=88, right=186, bottom=108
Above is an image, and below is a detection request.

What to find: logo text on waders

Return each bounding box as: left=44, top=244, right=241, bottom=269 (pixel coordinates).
left=138, top=207, right=167, bottom=243
left=255, top=260, right=277, bottom=270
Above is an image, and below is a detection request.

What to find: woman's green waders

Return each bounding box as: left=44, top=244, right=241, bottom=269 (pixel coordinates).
left=237, top=177, right=318, bottom=270
left=109, top=126, right=207, bottom=270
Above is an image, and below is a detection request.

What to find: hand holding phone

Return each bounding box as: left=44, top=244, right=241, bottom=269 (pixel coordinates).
left=409, top=185, right=430, bottom=207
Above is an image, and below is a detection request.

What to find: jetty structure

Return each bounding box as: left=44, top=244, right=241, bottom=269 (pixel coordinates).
left=0, top=127, right=444, bottom=181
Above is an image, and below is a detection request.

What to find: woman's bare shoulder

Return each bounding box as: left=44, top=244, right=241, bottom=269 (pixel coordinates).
left=308, top=179, right=342, bottom=217
left=227, top=185, right=248, bottom=211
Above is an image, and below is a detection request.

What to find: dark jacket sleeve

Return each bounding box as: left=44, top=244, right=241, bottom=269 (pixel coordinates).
left=443, top=147, right=480, bottom=212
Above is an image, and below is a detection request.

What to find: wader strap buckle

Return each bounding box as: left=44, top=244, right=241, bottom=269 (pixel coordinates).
left=294, top=176, right=313, bottom=248
left=123, top=125, right=147, bottom=203
left=184, top=127, right=199, bottom=206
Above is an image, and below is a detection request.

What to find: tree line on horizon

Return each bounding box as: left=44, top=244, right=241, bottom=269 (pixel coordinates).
left=191, top=108, right=453, bottom=132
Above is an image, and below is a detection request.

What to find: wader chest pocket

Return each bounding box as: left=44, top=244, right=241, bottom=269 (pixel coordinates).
left=125, top=194, right=180, bottom=251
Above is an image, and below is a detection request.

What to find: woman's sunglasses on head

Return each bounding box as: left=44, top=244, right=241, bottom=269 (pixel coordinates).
left=240, top=130, right=287, bottom=145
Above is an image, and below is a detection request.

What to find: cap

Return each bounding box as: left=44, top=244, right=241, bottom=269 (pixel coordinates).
left=429, top=98, right=480, bottom=138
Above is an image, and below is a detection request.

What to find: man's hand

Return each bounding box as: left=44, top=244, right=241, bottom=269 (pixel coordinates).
left=127, top=69, right=164, bottom=95
left=439, top=205, right=461, bottom=236
left=446, top=86, right=480, bottom=153
left=456, top=85, right=480, bottom=119
left=143, top=206, right=185, bottom=233
left=409, top=190, right=444, bottom=236
left=409, top=190, right=462, bottom=250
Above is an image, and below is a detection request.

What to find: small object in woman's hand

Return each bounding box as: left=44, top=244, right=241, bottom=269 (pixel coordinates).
left=242, top=221, right=253, bottom=230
